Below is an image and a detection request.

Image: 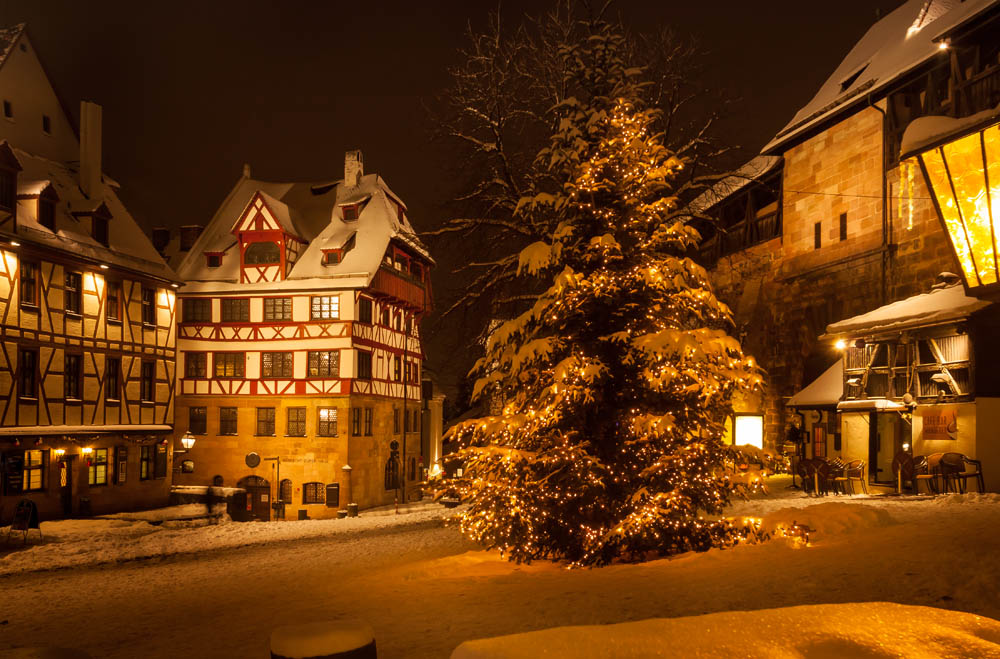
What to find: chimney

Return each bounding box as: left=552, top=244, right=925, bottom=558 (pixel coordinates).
left=243, top=162, right=251, bottom=178
left=79, top=101, right=103, bottom=201
left=344, top=150, right=363, bottom=187
left=179, top=225, right=204, bottom=252
left=151, top=227, right=170, bottom=254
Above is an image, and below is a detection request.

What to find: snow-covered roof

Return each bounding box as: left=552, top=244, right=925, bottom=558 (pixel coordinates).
left=787, top=360, right=843, bottom=408
left=0, top=23, right=24, bottom=69
left=837, top=399, right=906, bottom=411
left=764, top=0, right=1000, bottom=154
left=0, top=424, right=172, bottom=436
left=687, top=156, right=782, bottom=214
left=900, top=104, right=1000, bottom=157
left=7, top=144, right=177, bottom=282
left=824, top=282, right=991, bottom=337
left=176, top=169, right=431, bottom=292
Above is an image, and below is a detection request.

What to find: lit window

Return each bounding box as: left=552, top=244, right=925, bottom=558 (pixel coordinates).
left=64, top=271, right=82, bottom=314
left=318, top=407, right=337, bottom=436
left=214, top=352, right=245, bottom=378
left=303, top=482, right=325, bottom=504
left=307, top=351, right=339, bottom=377
left=89, top=448, right=109, bottom=486
left=23, top=449, right=46, bottom=491
left=310, top=295, right=339, bottom=320
left=261, top=352, right=293, bottom=378
left=734, top=415, right=764, bottom=449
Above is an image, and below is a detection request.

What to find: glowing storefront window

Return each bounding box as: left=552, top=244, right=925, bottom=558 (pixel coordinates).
left=734, top=415, right=764, bottom=449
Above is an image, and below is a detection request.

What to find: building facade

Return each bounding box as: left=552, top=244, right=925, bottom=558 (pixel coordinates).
left=171, top=152, right=435, bottom=519
left=0, top=24, right=180, bottom=520
left=696, top=0, right=1000, bottom=486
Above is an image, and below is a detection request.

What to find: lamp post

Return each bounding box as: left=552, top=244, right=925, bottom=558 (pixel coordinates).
left=907, top=114, right=1000, bottom=299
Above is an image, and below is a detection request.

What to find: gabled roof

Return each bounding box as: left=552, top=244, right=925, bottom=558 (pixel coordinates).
left=177, top=170, right=432, bottom=292
left=0, top=23, right=25, bottom=70
left=764, top=0, right=1000, bottom=154
left=8, top=144, right=177, bottom=282
left=823, top=282, right=991, bottom=337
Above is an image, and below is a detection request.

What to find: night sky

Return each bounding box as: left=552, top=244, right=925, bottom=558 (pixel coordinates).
left=1, top=0, right=906, bottom=400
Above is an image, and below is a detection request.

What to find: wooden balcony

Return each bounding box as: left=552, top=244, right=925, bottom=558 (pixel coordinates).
left=369, top=265, right=431, bottom=312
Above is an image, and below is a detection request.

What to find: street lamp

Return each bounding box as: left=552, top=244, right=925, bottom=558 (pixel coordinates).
left=177, top=431, right=196, bottom=453
left=908, top=115, right=1000, bottom=299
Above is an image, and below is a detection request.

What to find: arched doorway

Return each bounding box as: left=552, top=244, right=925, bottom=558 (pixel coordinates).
left=238, top=475, right=271, bottom=521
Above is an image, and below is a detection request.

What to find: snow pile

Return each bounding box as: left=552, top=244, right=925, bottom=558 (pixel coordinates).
left=450, top=602, right=1000, bottom=658
left=762, top=501, right=895, bottom=539
left=270, top=621, right=374, bottom=659
left=0, top=501, right=457, bottom=576
left=931, top=492, right=1000, bottom=506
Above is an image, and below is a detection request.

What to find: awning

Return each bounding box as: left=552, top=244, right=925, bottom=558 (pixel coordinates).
left=788, top=360, right=843, bottom=408
left=836, top=399, right=906, bottom=411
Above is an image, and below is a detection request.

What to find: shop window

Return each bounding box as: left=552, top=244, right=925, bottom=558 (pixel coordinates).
left=154, top=444, right=167, bottom=479
left=733, top=415, right=764, bottom=449
left=89, top=448, right=108, bottom=486
left=140, top=446, right=152, bottom=480
left=23, top=449, right=46, bottom=491
left=115, top=446, right=127, bottom=485
left=302, top=482, right=325, bottom=504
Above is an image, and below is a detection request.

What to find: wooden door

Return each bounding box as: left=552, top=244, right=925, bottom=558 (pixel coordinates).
left=238, top=475, right=271, bottom=521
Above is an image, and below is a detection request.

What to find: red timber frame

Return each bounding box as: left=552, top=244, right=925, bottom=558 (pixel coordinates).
left=233, top=192, right=306, bottom=284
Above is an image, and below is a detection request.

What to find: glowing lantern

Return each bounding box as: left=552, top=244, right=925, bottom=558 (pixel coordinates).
left=912, top=118, right=1000, bottom=298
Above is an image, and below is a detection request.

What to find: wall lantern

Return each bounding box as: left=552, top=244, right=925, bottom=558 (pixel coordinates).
left=908, top=116, right=1000, bottom=299
left=177, top=431, right=197, bottom=453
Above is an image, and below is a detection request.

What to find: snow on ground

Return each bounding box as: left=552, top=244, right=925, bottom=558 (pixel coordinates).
left=0, top=499, right=451, bottom=577
left=1, top=475, right=999, bottom=658
left=452, top=602, right=1000, bottom=658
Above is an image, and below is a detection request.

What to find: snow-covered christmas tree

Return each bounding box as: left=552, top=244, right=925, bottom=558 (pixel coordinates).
left=439, top=16, right=763, bottom=566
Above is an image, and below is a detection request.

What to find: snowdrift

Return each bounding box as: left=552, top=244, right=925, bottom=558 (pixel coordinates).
left=451, top=602, right=1000, bottom=658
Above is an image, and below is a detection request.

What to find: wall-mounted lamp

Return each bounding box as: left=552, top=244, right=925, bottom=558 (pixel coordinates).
left=54, top=448, right=66, bottom=457
left=175, top=431, right=197, bottom=454
left=835, top=339, right=847, bottom=350
left=10, top=240, right=20, bottom=247
left=81, top=447, right=93, bottom=455
left=99, top=264, right=109, bottom=270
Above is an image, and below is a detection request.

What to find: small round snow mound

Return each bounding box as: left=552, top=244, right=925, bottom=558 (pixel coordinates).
left=763, top=502, right=894, bottom=537
left=269, top=621, right=374, bottom=659
left=450, top=603, right=1000, bottom=658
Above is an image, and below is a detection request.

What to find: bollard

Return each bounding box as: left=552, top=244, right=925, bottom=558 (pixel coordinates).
left=270, top=621, right=376, bottom=659
left=347, top=502, right=358, bottom=517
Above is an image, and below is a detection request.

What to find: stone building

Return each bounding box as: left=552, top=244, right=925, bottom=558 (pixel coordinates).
left=0, top=24, right=180, bottom=519
left=169, top=152, right=436, bottom=519
left=696, top=0, right=1000, bottom=467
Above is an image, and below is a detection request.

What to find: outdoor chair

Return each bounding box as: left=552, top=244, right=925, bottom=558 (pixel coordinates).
left=811, top=459, right=834, bottom=496
left=832, top=459, right=868, bottom=495
left=940, top=452, right=985, bottom=494
left=893, top=453, right=935, bottom=494
left=796, top=460, right=814, bottom=494
left=924, top=453, right=948, bottom=493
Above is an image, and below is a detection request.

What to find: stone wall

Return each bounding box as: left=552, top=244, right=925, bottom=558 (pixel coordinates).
left=709, top=104, right=958, bottom=449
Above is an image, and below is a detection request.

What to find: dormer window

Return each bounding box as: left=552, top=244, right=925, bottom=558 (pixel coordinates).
left=2, top=100, right=11, bottom=119
left=42, top=115, right=51, bottom=135
left=205, top=253, right=222, bottom=268
left=343, top=204, right=360, bottom=222
left=37, top=187, right=58, bottom=231
left=245, top=242, right=279, bottom=264
left=322, top=250, right=342, bottom=266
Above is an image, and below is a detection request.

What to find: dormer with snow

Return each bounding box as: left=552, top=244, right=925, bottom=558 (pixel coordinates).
left=232, top=191, right=306, bottom=283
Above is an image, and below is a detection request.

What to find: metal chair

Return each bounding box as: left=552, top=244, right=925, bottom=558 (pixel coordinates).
left=940, top=452, right=985, bottom=493
left=833, top=459, right=868, bottom=495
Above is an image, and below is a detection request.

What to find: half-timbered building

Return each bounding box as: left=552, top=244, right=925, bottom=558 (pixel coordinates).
left=172, top=151, right=434, bottom=519
left=0, top=24, right=180, bottom=520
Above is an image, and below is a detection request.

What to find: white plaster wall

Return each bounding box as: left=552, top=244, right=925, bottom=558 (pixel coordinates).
left=0, top=33, right=78, bottom=163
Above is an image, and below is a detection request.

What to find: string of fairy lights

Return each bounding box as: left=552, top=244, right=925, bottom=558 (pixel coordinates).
left=435, top=51, right=782, bottom=565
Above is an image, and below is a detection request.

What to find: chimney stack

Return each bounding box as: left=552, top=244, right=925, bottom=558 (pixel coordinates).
left=179, top=225, right=204, bottom=252
left=151, top=227, right=170, bottom=254
left=79, top=101, right=103, bottom=201
left=344, top=150, right=363, bottom=187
